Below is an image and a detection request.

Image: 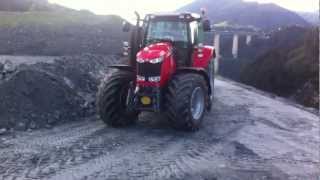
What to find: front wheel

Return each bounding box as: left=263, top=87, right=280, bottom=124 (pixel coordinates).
left=96, top=71, right=138, bottom=127
left=166, top=73, right=209, bottom=131
left=207, top=59, right=215, bottom=110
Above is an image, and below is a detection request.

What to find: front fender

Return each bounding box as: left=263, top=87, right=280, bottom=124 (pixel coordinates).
left=108, top=65, right=134, bottom=72
left=175, top=67, right=212, bottom=96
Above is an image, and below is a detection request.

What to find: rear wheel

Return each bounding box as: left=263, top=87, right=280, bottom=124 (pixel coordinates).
left=166, top=73, right=209, bottom=131
left=96, top=71, right=138, bottom=127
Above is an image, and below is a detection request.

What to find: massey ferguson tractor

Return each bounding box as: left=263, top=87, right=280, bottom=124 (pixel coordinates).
left=96, top=11, right=215, bottom=131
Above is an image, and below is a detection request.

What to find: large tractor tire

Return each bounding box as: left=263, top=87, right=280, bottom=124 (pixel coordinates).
left=96, top=71, right=138, bottom=127
left=207, top=58, right=215, bottom=110
left=166, top=73, right=209, bottom=131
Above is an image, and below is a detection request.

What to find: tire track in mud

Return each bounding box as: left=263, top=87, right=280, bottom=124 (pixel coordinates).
left=0, top=122, right=137, bottom=179
left=49, top=132, right=286, bottom=180
left=1, top=100, right=255, bottom=180
left=3, top=121, right=102, bottom=148
left=47, top=104, right=272, bottom=180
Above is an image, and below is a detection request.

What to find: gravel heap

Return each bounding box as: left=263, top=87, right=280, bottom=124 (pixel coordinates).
left=0, top=54, right=120, bottom=130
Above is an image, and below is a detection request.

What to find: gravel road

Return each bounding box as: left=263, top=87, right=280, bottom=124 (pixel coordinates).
left=0, top=79, right=319, bottom=180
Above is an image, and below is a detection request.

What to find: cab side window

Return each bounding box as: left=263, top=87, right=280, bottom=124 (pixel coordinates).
left=198, top=22, right=204, bottom=44
left=189, top=21, right=198, bottom=45
left=190, top=21, right=204, bottom=45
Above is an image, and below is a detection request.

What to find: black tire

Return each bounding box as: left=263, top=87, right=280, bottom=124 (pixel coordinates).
left=96, top=71, right=138, bottom=127
left=166, top=73, right=209, bottom=131
left=207, top=59, right=215, bottom=110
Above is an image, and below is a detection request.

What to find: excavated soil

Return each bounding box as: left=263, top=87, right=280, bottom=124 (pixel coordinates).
left=0, top=54, right=120, bottom=130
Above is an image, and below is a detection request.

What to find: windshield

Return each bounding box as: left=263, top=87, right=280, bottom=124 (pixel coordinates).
left=145, top=21, right=188, bottom=45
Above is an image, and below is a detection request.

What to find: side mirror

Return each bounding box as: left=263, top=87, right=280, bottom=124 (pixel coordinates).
left=122, top=21, right=131, bottom=32
left=123, top=41, right=130, bottom=56
left=203, top=19, right=211, bottom=32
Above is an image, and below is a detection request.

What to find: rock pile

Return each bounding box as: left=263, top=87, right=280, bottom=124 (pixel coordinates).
left=0, top=54, right=121, bottom=130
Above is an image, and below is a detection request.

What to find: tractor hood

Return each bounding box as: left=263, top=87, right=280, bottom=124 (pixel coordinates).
left=136, top=42, right=172, bottom=61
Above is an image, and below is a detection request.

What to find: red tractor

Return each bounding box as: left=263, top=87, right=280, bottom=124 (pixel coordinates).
left=96, top=12, right=215, bottom=131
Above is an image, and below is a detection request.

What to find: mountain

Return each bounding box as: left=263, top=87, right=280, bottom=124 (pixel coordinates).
left=298, top=11, right=319, bottom=25
left=177, top=0, right=310, bottom=30
left=0, top=0, right=73, bottom=12
left=1, top=0, right=52, bottom=11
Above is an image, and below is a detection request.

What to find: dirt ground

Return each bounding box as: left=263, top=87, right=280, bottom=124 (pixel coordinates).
left=0, top=78, right=319, bottom=180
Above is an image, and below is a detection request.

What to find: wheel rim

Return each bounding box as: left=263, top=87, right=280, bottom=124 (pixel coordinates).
left=190, top=87, right=205, bottom=120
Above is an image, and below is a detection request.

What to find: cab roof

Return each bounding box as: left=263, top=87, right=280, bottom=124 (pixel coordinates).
left=145, top=13, right=202, bottom=22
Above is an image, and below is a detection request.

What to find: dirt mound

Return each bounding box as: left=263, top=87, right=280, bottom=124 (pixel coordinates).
left=240, top=28, right=319, bottom=108
left=0, top=54, right=120, bottom=130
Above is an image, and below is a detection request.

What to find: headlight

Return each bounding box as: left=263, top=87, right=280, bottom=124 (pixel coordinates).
left=148, top=76, right=161, bottom=82
left=137, top=75, right=145, bottom=81
left=149, top=57, right=164, bottom=64
left=137, top=58, right=144, bottom=63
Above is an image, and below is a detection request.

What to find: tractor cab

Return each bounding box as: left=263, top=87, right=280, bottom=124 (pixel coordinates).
left=97, top=12, right=215, bottom=131
left=123, top=12, right=211, bottom=66
left=142, top=13, right=209, bottom=67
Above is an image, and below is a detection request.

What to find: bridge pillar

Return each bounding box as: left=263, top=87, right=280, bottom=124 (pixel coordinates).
left=213, top=34, right=220, bottom=74
left=246, top=35, right=252, bottom=45
left=232, top=34, right=239, bottom=59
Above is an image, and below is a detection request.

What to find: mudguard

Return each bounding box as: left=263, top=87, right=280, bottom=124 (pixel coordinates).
left=175, top=67, right=212, bottom=96
left=108, top=65, right=134, bottom=72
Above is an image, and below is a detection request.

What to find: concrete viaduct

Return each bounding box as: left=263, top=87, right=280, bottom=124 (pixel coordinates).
left=209, top=28, right=262, bottom=73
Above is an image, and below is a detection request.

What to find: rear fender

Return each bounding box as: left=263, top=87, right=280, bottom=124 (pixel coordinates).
left=175, top=67, right=212, bottom=96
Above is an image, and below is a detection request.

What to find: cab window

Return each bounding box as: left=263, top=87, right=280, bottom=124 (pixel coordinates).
left=189, top=21, right=204, bottom=45
left=189, top=21, right=198, bottom=45
left=198, top=22, right=204, bottom=44
left=146, top=20, right=188, bottom=44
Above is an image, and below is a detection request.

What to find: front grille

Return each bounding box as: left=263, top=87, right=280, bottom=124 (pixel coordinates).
left=137, top=62, right=162, bottom=78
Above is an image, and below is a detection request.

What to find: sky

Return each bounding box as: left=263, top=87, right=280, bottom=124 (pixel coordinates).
left=49, top=0, right=318, bottom=20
